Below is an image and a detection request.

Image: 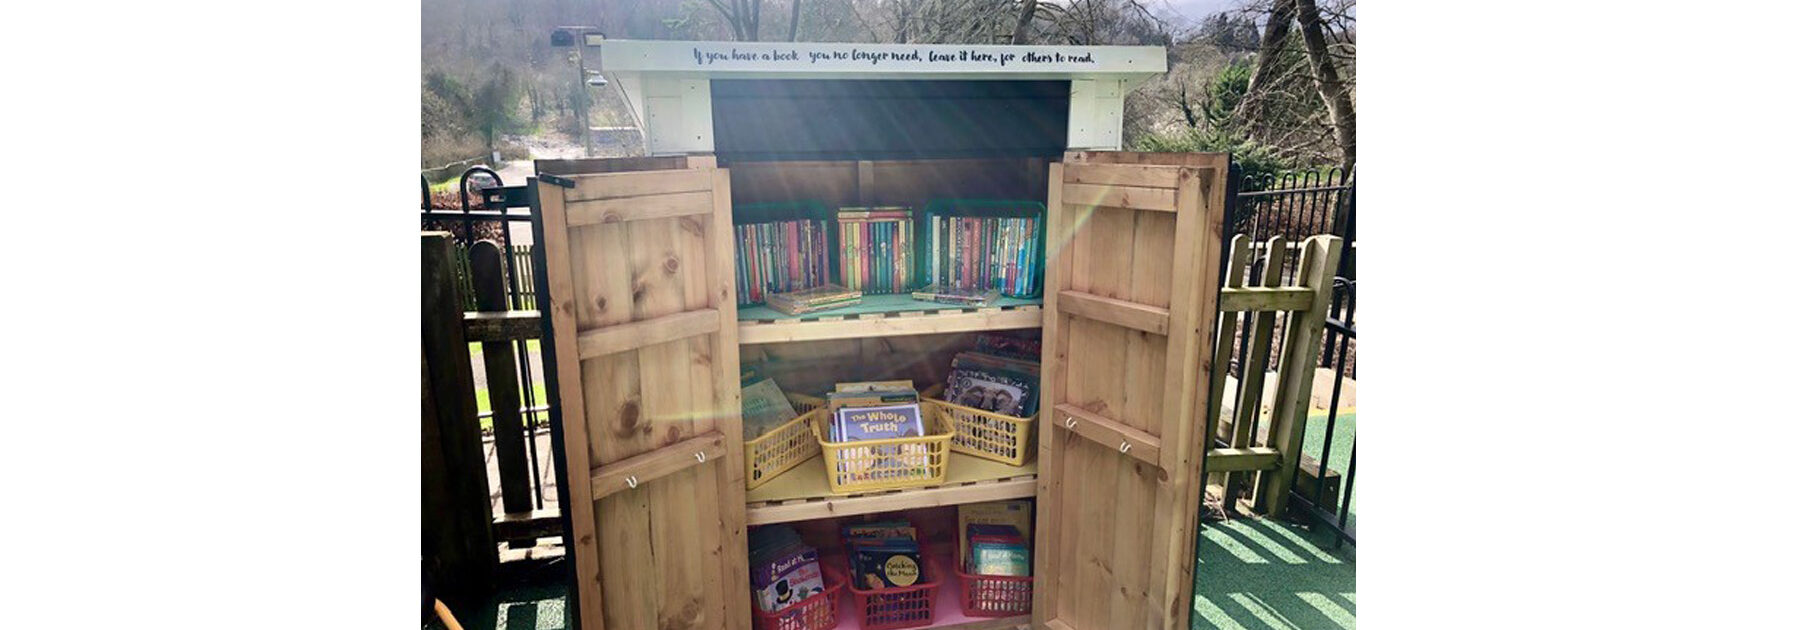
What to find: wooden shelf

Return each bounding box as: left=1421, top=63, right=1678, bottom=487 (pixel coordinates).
left=737, top=294, right=1043, bottom=345
left=745, top=452, right=1037, bottom=525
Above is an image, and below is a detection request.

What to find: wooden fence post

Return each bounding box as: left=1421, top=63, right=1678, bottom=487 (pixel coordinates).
left=1256, top=235, right=1343, bottom=518
left=469, top=241, right=532, bottom=523
left=422, top=232, right=496, bottom=605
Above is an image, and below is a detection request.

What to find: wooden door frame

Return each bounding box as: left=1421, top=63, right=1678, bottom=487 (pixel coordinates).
left=533, top=155, right=750, bottom=630
left=1032, top=151, right=1228, bottom=630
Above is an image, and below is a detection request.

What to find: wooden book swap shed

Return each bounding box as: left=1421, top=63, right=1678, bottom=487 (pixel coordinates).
left=528, top=38, right=1338, bottom=630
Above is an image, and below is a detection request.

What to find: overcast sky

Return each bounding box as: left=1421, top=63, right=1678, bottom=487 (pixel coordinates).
left=1159, top=0, right=1243, bottom=25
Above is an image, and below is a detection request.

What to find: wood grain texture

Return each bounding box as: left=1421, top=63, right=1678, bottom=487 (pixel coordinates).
left=1056, top=290, right=1169, bottom=335
left=566, top=190, right=713, bottom=227
left=462, top=310, right=542, bottom=342
left=1031, top=152, right=1227, bottom=630
left=422, top=233, right=497, bottom=607
left=537, top=158, right=747, bottom=630
left=1204, top=236, right=1251, bottom=454
left=1051, top=403, right=1163, bottom=468
left=1062, top=162, right=1182, bottom=189
left=588, top=431, right=727, bottom=499
left=1217, top=286, right=1315, bottom=312
left=575, top=308, right=720, bottom=359
left=532, top=181, right=606, bottom=630
left=470, top=241, right=531, bottom=517
left=1205, top=447, right=1282, bottom=472
left=1256, top=235, right=1343, bottom=518
left=1061, top=182, right=1176, bottom=213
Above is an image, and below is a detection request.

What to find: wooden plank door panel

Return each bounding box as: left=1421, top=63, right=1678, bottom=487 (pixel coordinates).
left=536, top=157, right=749, bottom=630
left=1034, top=152, right=1228, bottom=630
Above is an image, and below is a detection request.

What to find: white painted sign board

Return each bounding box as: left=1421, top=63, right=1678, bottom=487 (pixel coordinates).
left=588, top=39, right=1166, bottom=154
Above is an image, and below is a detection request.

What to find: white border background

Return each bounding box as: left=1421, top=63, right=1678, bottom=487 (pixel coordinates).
left=5, top=1, right=1800, bottom=628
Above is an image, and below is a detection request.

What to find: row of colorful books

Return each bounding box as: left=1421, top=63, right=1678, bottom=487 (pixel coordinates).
left=925, top=215, right=1042, bottom=298
left=735, top=219, right=832, bottom=305
left=838, top=207, right=914, bottom=295
left=731, top=204, right=1045, bottom=310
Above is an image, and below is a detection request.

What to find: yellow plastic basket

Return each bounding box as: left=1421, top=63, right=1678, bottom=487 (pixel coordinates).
left=812, top=401, right=955, bottom=494
left=744, top=392, right=828, bottom=490
left=921, top=385, right=1037, bottom=466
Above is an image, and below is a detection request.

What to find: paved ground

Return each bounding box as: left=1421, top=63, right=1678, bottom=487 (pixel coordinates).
left=484, top=427, right=560, bottom=515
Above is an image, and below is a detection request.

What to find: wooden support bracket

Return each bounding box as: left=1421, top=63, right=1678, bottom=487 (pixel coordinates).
left=1062, top=182, right=1178, bottom=212
left=589, top=431, right=727, bottom=500
left=1217, top=287, right=1315, bottom=313
left=566, top=190, right=713, bottom=226
left=462, top=310, right=543, bottom=342
left=576, top=308, right=720, bottom=359
left=1204, top=447, right=1281, bottom=473
left=1052, top=403, right=1163, bottom=470
left=1058, top=290, right=1170, bottom=335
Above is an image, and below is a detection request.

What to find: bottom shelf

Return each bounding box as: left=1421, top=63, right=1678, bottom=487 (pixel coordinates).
left=820, top=551, right=1030, bottom=630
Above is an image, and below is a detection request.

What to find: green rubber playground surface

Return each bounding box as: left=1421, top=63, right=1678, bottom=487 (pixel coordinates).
left=1192, top=411, right=1356, bottom=629
left=1193, top=517, right=1356, bottom=629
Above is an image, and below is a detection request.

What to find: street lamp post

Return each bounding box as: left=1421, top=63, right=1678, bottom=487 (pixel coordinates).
left=552, top=26, right=603, bottom=158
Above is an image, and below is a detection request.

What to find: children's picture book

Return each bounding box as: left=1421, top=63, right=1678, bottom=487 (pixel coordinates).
left=831, top=402, right=928, bottom=481
left=740, top=378, right=800, bottom=440
left=825, top=381, right=920, bottom=419
left=844, top=518, right=925, bottom=590
left=911, top=283, right=1001, bottom=306
left=749, top=525, right=826, bottom=612
left=958, top=500, right=1034, bottom=574
left=970, top=541, right=1030, bottom=577
left=945, top=366, right=1034, bottom=417
left=833, top=403, right=924, bottom=442
left=940, top=348, right=1040, bottom=418
left=766, top=283, right=862, bottom=316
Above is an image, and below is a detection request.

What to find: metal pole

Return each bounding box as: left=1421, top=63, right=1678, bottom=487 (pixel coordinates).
left=575, top=48, right=593, bottom=158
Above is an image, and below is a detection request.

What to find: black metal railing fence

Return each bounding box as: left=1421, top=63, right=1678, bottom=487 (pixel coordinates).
left=422, top=166, right=555, bottom=521
left=1210, top=161, right=1357, bottom=547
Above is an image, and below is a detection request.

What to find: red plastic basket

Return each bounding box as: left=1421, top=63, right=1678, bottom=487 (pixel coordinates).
left=843, top=554, right=943, bottom=630
left=752, top=564, right=845, bottom=630
left=954, top=565, right=1034, bottom=617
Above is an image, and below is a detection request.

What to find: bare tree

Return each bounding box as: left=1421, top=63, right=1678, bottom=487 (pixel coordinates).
left=1294, top=0, right=1355, bottom=168
left=789, top=0, right=804, bottom=40
left=1011, top=0, right=1039, bottom=43
left=706, top=0, right=764, bottom=41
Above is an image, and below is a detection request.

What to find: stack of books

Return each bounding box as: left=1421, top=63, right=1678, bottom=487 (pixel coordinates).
left=910, top=283, right=1001, bottom=307
left=844, top=519, right=925, bottom=591
left=957, top=500, right=1032, bottom=578
left=766, top=283, right=861, bottom=316
left=924, top=214, right=1042, bottom=298
left=826, top=381, right=927, bottom=482
left=736, top=219, right=832, bottom=305
left=750, top=524, right=826, bottom=613
left=941, top=335, right=1042, bottom=418
left=838, top=207, right=914, bottom=294
left=739, top=377, right=799, bottom=440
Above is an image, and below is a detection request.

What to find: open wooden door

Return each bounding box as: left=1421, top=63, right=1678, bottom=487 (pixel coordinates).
left=1032, top=151, right=1228, bottom=630
left=534, top=156, right=750, bottom=630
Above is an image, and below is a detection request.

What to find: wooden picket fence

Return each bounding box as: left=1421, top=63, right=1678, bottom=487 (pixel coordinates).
left=1202, top=233, right=1344, bottom=518
left=452, top=243, right=538, bottom=311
